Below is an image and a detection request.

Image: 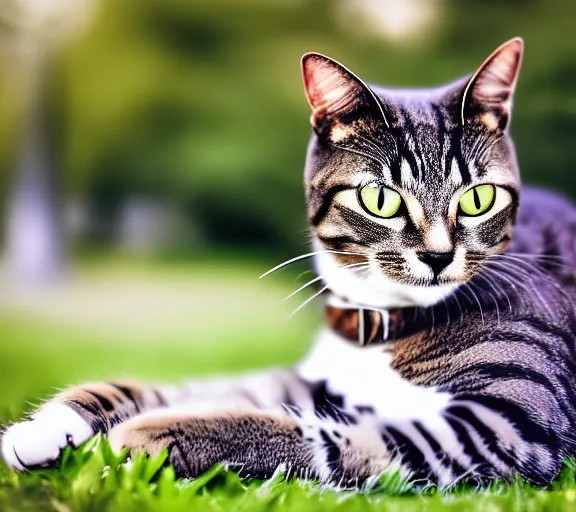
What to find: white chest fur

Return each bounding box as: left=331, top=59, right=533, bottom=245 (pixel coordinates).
left=297, top=328, right=452, bottom=420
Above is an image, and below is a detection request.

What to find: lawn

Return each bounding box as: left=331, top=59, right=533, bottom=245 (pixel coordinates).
left=1, top=258, right=576, bottom=511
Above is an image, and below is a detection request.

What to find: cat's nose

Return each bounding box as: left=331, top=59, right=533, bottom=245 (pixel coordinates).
left=417, top=251, right=454, bottom=277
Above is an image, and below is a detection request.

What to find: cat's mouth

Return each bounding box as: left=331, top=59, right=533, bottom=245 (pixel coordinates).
left=383, top=269, right=480, bottom=288
left=376, top=264, right=461, bottom=287
left=375, top=252, right=483, bottom=289
left=383, top=274, right=463, bottom=288
left=313, top=247, right=466, bottom=309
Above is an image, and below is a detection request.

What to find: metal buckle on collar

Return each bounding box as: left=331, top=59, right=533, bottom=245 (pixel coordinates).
left=359, top=308, right=391, bottom=346
left=326, top=294, right=391, bottom=346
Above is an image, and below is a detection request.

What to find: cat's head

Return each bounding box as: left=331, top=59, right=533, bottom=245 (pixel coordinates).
left=302, top=39, right=523, bottom=309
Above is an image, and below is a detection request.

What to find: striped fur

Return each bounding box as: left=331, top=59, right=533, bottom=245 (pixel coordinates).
left=4, top=38, right=576, bottom=490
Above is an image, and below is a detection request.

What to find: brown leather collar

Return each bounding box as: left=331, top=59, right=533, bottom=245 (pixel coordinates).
left=325, top=301, right=406, bottom=345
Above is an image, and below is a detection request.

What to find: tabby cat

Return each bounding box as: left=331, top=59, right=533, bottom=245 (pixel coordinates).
left=4, top=38, right=576, bottom=488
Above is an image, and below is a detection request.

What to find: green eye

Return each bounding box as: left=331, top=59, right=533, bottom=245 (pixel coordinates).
left=358, top=186, right=402, bottom=218
left=459, top=185, right=496, bottom=216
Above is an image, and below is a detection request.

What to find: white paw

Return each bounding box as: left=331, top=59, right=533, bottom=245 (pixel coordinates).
left=2, top=404, right=94, bottom=470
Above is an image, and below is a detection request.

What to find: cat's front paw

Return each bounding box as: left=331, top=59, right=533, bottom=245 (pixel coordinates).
left=2, top=404, right=93, bottom=470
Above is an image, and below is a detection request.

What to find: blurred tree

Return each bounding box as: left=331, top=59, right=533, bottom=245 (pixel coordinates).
left=0, top=0, right=94, bottom=283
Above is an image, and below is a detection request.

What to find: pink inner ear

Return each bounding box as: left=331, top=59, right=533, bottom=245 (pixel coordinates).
left=470, top=40, right=523, bottom=112
left=303, top=57, right=363, bottom=121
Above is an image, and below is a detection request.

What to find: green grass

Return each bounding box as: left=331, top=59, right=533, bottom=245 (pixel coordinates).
left=4, top=436, right=576, bottom=512
left=2, top=258, right=576, bottom=511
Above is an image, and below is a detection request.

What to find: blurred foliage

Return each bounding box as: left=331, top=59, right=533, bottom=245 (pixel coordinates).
left=2, top=0, right=576, bottom=254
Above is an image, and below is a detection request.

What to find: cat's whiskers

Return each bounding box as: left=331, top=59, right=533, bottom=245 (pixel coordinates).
left=476, top=267, right=513, bottom=315
left=286, top=262, right=372, bottom=319
left=502, top=271, right=553, bottom=317
left=296, top=269, right=316, bottom=281
left=496, top=253, right=568, bottom=274
left=484, top=259, right=555, bottom=318
left=439, top=295, right=452, bottom=330
left=259, top=250, right=365, bottom=279
left=357, top=263, right=373, bottom=280
left=482, top=261, right=528, bottom=302
left=504, top=252, right=565, bottom=261
left=498, top=253, right=565, bottom=269
left=498, top=253, right=574, bottom=276
left=491, top=255, right=567, bottom=295
left=282, top=261, right=369, bottom=302
left=481, top=265, right=521, bottom=301
left=449, top=287, right=465, bottom=319
left=470, top=272, right=505, bottom=323
left=282, top=275, right=324, bottom=302
left=460, top=282, right=485, bottom=324
left=427, top=297, right=437, bottom=331
left=286, top=286, right=330, bottom=321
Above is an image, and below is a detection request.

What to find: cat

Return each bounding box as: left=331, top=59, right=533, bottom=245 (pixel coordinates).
left=4, top=37, right=576, bottom=489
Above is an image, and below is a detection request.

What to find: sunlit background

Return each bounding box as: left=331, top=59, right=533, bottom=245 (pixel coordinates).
left=0, top=0, right=574, bottom=415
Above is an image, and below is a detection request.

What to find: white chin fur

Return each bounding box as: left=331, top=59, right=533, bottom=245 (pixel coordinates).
left=314, top=244, right=458, bottom=309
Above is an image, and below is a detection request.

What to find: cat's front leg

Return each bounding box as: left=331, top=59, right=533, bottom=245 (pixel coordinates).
left=107, top=408, right=316, bottom=480
left=2, top=369, right=308, bottom=471
left=2, top=380, right=165, bottom=470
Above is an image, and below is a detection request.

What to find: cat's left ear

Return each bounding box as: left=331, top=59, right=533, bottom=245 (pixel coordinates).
left=461, top=38, right=523, bottom=132
left=301, top=53, right=389, bottom=136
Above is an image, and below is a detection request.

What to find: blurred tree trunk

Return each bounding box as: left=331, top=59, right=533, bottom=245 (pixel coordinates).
left=4, top=47, right=65, bottom=283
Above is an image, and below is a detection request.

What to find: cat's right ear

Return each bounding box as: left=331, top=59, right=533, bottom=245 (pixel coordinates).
left=301, top=53, right=389, bottom=137
left=461, top=38, right=524, bottom=131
